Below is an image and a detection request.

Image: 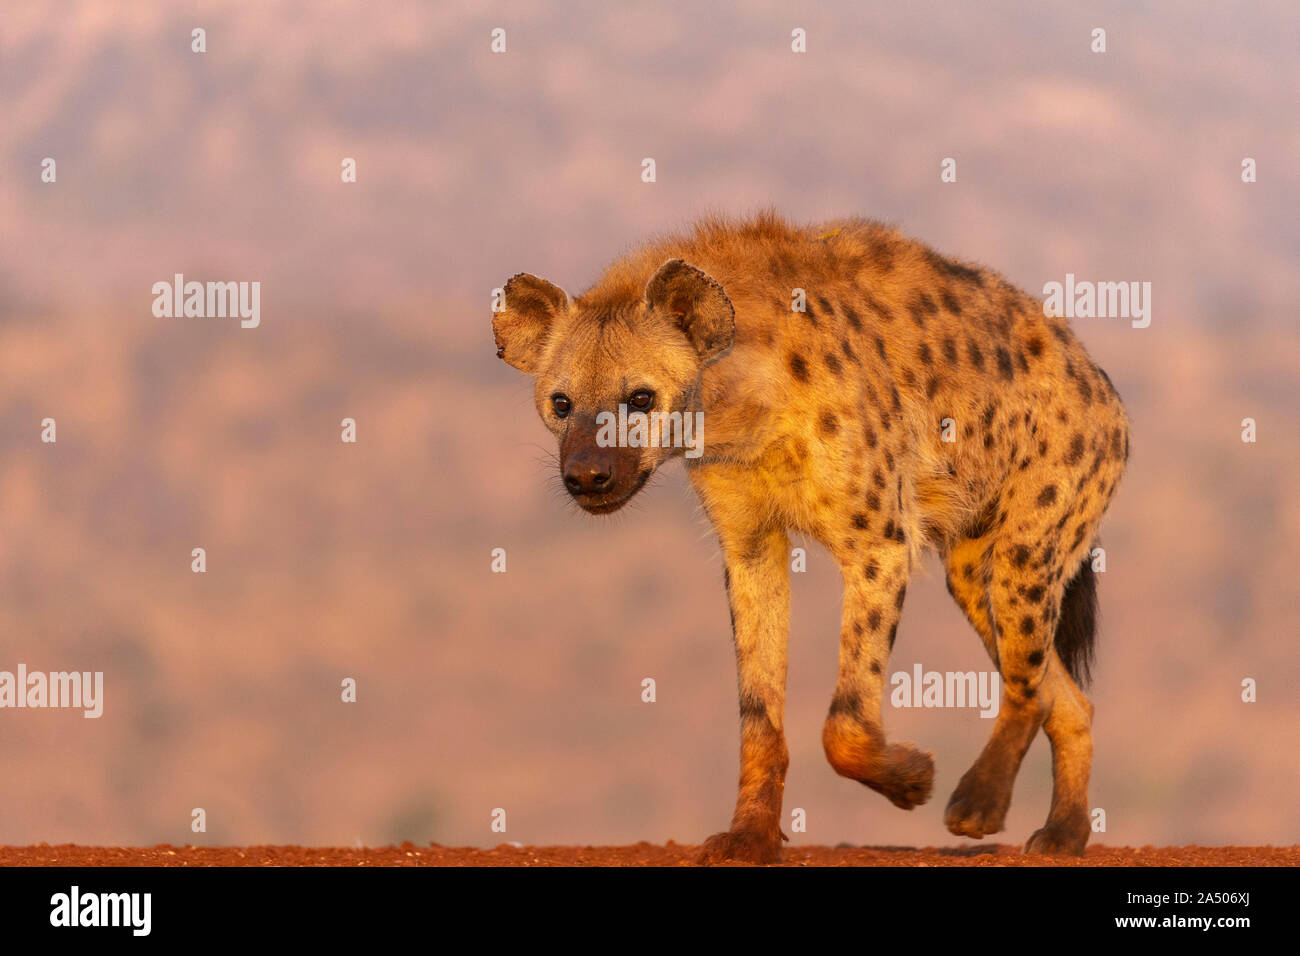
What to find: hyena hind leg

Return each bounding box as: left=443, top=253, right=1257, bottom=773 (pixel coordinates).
left=1024, top=648, right=1093, bottom=855
left=944, top=546, right=1098, bottom=856
left=1023, top=560, right=1099, bottom=855
left=941, top=537, right=1042, bottom=841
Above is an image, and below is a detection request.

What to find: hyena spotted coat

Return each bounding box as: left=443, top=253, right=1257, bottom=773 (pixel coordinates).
left=493, top=212, right=1129, bottom=863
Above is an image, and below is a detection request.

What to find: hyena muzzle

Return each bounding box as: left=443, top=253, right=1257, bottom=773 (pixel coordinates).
left=493, top=212, right=1129, bottom=863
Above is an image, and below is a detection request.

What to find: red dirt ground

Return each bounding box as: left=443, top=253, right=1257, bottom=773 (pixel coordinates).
left=2, top=843, right=1295, bottom=866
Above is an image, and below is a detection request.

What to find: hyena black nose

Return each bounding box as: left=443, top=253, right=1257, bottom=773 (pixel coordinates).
left=564, top=461, right=612, bottom=496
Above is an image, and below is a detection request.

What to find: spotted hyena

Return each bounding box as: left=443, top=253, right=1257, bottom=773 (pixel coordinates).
left=492, top=212, right=1129, bottom=863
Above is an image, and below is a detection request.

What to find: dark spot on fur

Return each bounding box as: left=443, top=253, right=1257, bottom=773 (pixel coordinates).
left=867, top=608, right=883, bottom=631
left=862, top=290, right=895, bottom=323
left=1011, top=545, right=1032, bottom=568
left=925, top=251, right=985, bottom=286
left=843, top=304, right=862, bottom=331
left=966, top=338, right=985, bottom=370
left=863, top=559, right=879, bottom=580
left=827, top=690, right=861, bottom=719
left=789, top=353, right=810, bottom=382
left=1037, top=485, right=1058, bottom=507
left=1027, top=649, right=1045, bottom=666
left=940, top=288, right=963, bottom=315
left=852, top=513, right=869, bottom=530
left=996, top=347, right=1014, bottom=380
left=820, top=410, right=840, bottom=435
left=739, top=691, right=768, bottom=721
left=1067, top=433, right=1086, bottom=465
left=908, top=292, right=939, bottom=327
left=965, top=500, right=998, bottom=539
left=1020, top=615, right=1036, bottom=636
left=824, top=352, right=843, bottom=376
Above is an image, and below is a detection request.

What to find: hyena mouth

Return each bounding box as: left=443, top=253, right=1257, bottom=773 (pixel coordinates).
left=578, top=469, right=652, bottom=515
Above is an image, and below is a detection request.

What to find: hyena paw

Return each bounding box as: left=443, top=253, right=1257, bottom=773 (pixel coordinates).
left=1023, top=814, right=1090, bottom=856
left=944, top=768, right=1012, bottom=839
left=696, top=828, right=783, bottom=865
left=864, top=744, right=936, bottom=810
left=825, top=725, right=935, bottom=810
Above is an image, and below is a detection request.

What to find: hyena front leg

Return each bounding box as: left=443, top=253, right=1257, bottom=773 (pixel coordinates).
left=697, top=522, right=791, bottom=865
left=823, top=536, right=934, bottom=809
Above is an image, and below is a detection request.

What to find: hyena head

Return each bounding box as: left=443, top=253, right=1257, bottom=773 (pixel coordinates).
left=493, top=258, right=734, bottom=514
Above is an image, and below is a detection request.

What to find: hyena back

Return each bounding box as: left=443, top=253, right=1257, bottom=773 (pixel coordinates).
left=493, top=211, right=1129, bottom=863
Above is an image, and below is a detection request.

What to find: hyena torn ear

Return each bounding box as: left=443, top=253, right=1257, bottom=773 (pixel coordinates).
left=644, top=259, right=735, bottom=362
left=493, top=273, right=571, bottom=373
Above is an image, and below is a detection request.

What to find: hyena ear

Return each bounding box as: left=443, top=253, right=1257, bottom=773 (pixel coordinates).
left=644, top=259, right=735, bottom=362
left=493, top=273, right=571, bottom=373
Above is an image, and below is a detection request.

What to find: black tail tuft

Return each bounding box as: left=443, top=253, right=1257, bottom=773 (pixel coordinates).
left=1055, top=558, right=1099, bottom=687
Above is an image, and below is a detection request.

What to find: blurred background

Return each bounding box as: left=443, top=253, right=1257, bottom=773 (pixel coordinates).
left=0, top=0, right=1297, bottom=849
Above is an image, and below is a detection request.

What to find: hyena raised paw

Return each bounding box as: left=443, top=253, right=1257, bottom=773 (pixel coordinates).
left=943, top=765, right=1014, bottom=839
left=825, top=732, right=936, bottom=810
left=696, top=827, right=784, bottom=865
left=870, top=743, right=936, bottom=809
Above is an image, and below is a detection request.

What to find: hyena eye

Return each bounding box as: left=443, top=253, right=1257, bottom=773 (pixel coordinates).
left=551, top=394, right=571, bottom=417
left=628, top=389, right=655, bottom=411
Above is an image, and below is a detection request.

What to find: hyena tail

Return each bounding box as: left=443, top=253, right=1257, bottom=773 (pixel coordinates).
left=1055, top=557, right=1099, bottom=688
